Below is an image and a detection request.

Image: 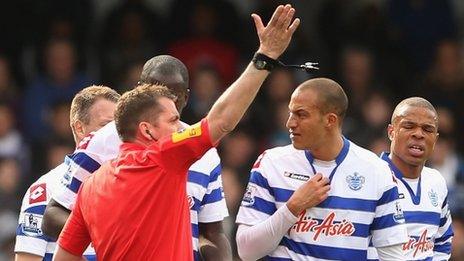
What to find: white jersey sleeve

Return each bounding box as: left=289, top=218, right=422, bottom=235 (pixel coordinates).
left=15, top=164, right=96, bottom=259
left=236, top=150, right=276, bottom=226
left=433, top=179, right=453, bottom=260
left=183, top=125, right=228, bottom=258
left=15, top=167, right=60, bottom=257
left=370, top=162, right=408, bottom=248
left=52, top=121, right=121, bottom=210
left=189, top=148, right=228, bottom=223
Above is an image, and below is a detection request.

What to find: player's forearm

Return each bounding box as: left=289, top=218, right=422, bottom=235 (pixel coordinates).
left=199, top=231, right=232, bottom=261
left=52, top=246, right=87, bottom=261
left=236, top=204, right=298, bottom=260
left=15, top=252, right=43, bottom=261
left=42, top=199, right=70, bottom=239
left=206, top=63, right=269, bottom=143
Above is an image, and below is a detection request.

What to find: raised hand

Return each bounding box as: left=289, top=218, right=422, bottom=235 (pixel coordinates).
left=286, top=173, right=330, bottom=216
left=252, top=4, right=300, bottom=59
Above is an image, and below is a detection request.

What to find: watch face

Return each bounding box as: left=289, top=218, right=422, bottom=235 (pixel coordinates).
left=255, top=60, right=267, bottom=69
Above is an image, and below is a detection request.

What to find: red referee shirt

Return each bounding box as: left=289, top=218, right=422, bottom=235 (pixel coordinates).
left=58, top=119, right=213, bottom=260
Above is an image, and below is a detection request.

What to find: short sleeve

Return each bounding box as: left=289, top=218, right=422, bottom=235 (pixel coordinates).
left=370, top=166, right=408, bottom=247
left=158, top=118, right=214, bottom=174
left=57, top=187, right=92, bottom=256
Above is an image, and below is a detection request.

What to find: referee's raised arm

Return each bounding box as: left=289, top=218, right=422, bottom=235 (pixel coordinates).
left=206, top=4, right=300, bottom=144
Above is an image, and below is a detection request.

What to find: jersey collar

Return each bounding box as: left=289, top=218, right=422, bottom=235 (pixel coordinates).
left=380, top=152, right=422, bottom=205
left=304, top=136, right=350, bottom=182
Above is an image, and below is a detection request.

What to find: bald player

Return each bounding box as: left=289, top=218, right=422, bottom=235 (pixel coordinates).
left=368, top=97, right=453, bottom=260
left=236, top=78, right=409, bottom=260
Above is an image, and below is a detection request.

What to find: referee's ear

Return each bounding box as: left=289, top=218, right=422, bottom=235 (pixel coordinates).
left=139, top=122, right=157, bottom=142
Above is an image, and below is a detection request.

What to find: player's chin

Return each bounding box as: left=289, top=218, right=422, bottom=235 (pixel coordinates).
left=291, top=140, right=305, bottom=150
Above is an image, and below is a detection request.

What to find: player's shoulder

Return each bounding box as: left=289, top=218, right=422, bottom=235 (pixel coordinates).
left=347, top=141, right=388, bottom=169
left=28, top=163, right=66, bottom=193
left=21, top=164, right=66, bottom=210
left=189, top=147, right=220, bottom=173
left=74, top=121, right=121, bottom=162
left=261, top=144, right=304, bottom=163
left=84, top=121, right=119, bottom=150
left=422, top=166, right=448, bottom=189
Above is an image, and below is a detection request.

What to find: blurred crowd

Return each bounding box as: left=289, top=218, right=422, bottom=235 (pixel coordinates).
left=1, top=0, right=464, bottom=260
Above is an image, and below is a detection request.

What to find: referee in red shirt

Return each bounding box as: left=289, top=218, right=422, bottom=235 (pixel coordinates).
left=53, top=4, right=300, bottom=261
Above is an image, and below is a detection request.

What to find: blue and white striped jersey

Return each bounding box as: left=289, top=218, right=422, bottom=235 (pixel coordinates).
left=236, top=140, right=408, bottom=260
left=15, top=164, right=96, bottom=260
left=367, top=153, right=453, bottom=261
left=52, top=121, right=228, bottom=260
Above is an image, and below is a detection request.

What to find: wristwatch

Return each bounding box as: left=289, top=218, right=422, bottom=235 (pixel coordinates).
left=252, top=52, right=279, bottom=71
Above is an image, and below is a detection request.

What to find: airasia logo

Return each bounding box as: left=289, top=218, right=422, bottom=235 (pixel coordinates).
left=402, top=229, right=434, bottom=257
left=290, top=211, right=355, bottom=240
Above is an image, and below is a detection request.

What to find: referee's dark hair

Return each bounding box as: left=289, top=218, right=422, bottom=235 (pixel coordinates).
left=115, top=84, right=177, bottom=142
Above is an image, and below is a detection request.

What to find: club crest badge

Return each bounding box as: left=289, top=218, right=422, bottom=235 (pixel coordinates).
left=346, top=172, right=365, bottom=191
left=242, top=184, right=257, bottom=207
left=428, top=189, right=439, bottom=207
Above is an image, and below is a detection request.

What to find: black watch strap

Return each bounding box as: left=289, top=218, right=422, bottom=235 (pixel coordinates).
left=252, top=52, right=280, bottom=71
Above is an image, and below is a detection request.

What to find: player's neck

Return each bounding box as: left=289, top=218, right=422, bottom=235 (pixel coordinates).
left=389, top=153, right=423, bottom=179
left=311, top=135, right=344, bottom=161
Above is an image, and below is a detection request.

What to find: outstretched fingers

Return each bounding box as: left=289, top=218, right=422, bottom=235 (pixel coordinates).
left=268, top=5, right=284, bottom=28
left=281, top=6, right=296, bottom=30
left=287, top=17, right=300, bottom=35
left=251, top=13, right=264, bottom=35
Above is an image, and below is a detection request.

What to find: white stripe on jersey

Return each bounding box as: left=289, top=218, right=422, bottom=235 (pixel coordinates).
left=237, top=142, right=408, bottom=260
left=51, top=120, right=228, bottom=256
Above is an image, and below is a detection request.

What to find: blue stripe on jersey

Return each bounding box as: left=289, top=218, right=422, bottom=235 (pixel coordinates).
left=70, top=152, right=101, bottom=173
left=273, top=187, right=292, bottom=202
left=267, top=257, right=293, bottom=261
left=280, top=237, right=366, bottom=260
left=44, top=253, right=53, bottom=261
left=25, top=205, right=46, bottom=215
left=403, top=211, right=441, bottom=226
left=318, top=196, right=377, bottom=212
left=435, top=225, right=454, bottom=243
left=84, top=255, right=97, bottom=261
left=194, top=250, right=200, bottom=261
left=371, top=213, right=402, bottom=230
left=273, top=188, right=378, bottom=213
left=250, top=171, right=274, bottom=196
left=44, top=253, right=96, bottom=261
left=191, top=197, right=202, bottom=212
left=439, top=216, right=448, bottom=227
left=68, top=176, right=83, bottom=193
left=209, top=164, right=221, bottom=183
left=249, top=196, right=277, bottom=215
left=201, top=187, right=223, bottom=205
left=188, top=171, right=210, bottom=188
left=192, top=223, right=199, bottom=238
left=442, top=195, right=448, bottom=208
left=377, top=187, right=399, bottom=206
left=434, top=242, right=452, bottom=254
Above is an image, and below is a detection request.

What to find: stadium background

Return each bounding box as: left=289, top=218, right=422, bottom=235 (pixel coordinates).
left=0, top=0, right=464, bottom=259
